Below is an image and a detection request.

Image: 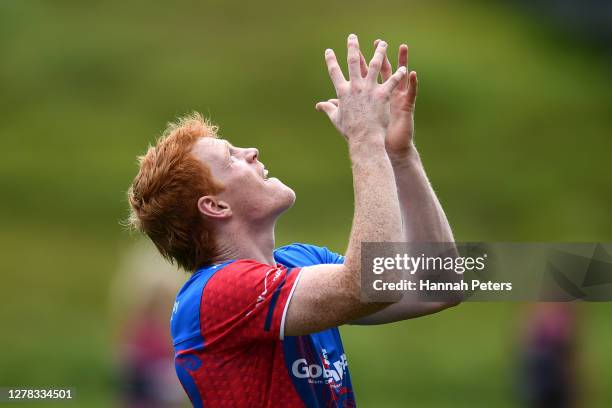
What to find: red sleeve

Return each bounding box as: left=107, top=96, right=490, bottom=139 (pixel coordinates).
left=200, top=260, right=302, bottom=347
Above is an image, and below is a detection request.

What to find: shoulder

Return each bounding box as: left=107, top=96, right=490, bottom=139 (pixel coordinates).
left=274, top=243, right=344, bottom=267
left=174, top=260, right=269, bottom=307
left=173, top=262, right=231, bottom=310
left=171, top=261, right=234, bottom=346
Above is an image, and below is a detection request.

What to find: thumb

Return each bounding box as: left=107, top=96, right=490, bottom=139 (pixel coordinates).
left=315, top=101, right=337, bottom=118
left=380, top=66, right=407, bottom=95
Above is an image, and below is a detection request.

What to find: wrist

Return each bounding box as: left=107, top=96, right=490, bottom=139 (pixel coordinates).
left=347, top=134, right=387, bottom=155
left=388, top=144, right=421, bottom=168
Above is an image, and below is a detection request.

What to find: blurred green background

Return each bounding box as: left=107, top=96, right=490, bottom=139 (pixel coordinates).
left=1, top=0, right=611, bottom=407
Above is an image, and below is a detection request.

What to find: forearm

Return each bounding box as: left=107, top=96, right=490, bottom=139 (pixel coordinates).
left=343, top=138, right=403, bottom=299
left=350, top=147, right=461, bottom=325
left=392, top=147, right=462, bottom=301
left=390, top=147, right=454, bottom=243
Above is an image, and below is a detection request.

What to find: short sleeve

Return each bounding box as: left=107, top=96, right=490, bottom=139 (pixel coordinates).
left=322, top=247, right=344, bottom=264
left=274, top=243, right=344, bottom=266
left=200, top=260, right=302, bottom=345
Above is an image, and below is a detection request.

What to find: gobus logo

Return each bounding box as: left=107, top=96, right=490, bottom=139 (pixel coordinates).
left=291, top=354, right=348, bottom=382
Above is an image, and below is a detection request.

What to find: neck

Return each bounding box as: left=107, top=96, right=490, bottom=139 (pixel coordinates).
left=212, top=218, right=277, bottom=266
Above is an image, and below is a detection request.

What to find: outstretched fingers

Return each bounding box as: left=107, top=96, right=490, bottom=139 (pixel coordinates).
left=346, top=34, right=362, bottom=81
left=398, top=44, right=409, bottom=89
left=366, top=40, right=388, bottom=83
left=324, top=49, right=347, bottom=95
left=359, top=52, right=368, bottom=78
left=407, top=71, right=418, bottom=106
left=374, top=39, right=392, bottom=82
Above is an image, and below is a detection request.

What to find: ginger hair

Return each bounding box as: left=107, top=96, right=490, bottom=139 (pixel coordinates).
left=127, top=112, right=223, bottom=272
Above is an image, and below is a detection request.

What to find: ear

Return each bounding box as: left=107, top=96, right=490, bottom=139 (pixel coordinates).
left=197, top=195, right=232, bottom=219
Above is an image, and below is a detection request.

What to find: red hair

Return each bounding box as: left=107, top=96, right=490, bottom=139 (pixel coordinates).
left=128, top=112, right=223, bottom=271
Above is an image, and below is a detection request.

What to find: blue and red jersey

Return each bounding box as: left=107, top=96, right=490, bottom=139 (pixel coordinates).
left=170, top=243, right=355, bottom=407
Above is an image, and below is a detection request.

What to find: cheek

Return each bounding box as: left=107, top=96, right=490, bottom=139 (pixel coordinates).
left=221, top=165, right=251, bottom=186
left=223, top=171, right=264, bottom=201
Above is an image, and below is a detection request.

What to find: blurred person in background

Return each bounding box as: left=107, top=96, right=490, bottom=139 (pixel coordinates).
left=126, top=34, right=461, bottom=407
left=109, top=240, right=188, bottom=407
left=518, top=303, right=580, bottom=408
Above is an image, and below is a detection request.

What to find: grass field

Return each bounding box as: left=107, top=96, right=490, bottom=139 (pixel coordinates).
left=1, top=0, right=611, bottom=406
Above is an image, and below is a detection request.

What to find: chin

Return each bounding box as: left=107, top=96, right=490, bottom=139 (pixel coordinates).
left=277, top=181, right=297, bottom=209
left=269, top=178, right=296, bottom=213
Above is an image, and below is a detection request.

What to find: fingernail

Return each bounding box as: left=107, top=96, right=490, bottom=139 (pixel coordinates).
left=325, top=48, right=333, bottom=54
left=399, top=66, right=407, bottom=73
left=379, top=41, right=387, bottom=48
left=348, top=33, right=357, bottom=40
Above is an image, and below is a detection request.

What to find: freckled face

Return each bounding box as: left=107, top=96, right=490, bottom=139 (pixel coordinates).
left=191, top=137, right=296, bottom=222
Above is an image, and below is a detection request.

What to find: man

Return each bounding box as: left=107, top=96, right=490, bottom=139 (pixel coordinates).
left=128, top=34, right=460, bottom=407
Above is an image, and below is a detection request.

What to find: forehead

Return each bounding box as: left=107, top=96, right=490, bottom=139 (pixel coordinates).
left=191, top=137, right=230, bottom=166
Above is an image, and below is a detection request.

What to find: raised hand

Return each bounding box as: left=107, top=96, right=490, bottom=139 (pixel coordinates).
left=316, top=34, right=406, bottom=145
left=371, top=40, right=418, bottom=162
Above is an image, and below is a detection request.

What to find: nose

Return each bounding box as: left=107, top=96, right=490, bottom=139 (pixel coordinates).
left=245, top=147, right=259, bottom=163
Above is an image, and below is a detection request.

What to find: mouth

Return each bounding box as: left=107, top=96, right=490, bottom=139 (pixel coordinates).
left=262, top=167, right=269, bottom=181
